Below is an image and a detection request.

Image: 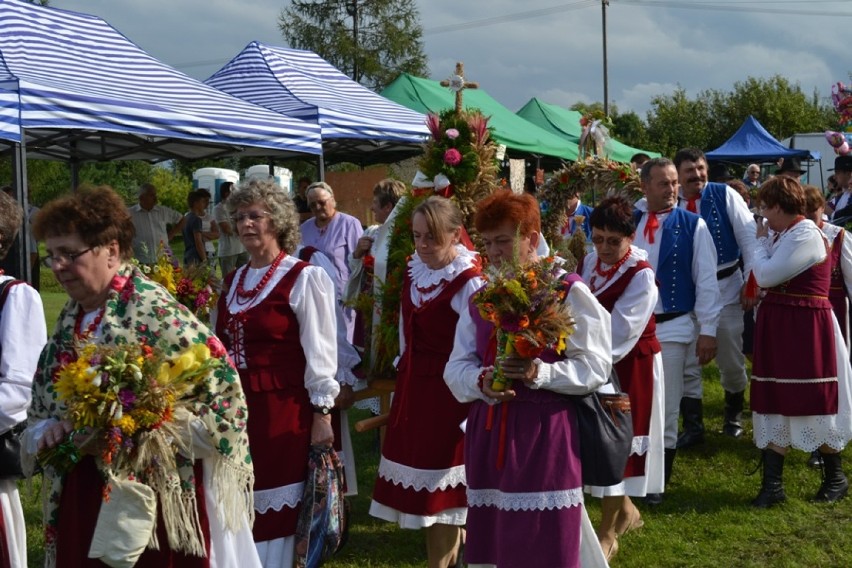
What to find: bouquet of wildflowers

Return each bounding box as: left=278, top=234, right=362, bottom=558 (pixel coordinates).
left=136, top=244, right=219, bottom=321
left=474, top=255, right=575, bottom=391
left=39, top=340, right=222, bottom=487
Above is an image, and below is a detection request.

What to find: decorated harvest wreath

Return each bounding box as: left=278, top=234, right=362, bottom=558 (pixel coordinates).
left=538, top=156, right=641, bottom=250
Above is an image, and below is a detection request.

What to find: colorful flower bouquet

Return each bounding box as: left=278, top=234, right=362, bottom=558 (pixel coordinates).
left=39, top=340, right=222, bottom=487
left=136, top=244, right=220, bottom=321
left=474, top=255, right=575, bottom=391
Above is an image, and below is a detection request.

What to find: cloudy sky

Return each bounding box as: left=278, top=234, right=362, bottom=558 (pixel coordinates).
left=49, top=0, right=851, bottom=118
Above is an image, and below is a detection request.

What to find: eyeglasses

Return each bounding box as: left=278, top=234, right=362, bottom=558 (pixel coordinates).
left=309, top=199, right=330, bottom=209
left=232, top=211, right=270, bottom=223
left=591, top=235, right=626, bottom=247
left=41, top=247, right=93, bottom=268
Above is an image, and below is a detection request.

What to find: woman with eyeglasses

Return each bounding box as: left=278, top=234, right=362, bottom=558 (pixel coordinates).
left=215, top=178, right=340, bottom=567
left=577, top=195, right=664, bottom=561
left=27, top=185, right=260, bottom=566
left=445, top=190, right=611, bottom=568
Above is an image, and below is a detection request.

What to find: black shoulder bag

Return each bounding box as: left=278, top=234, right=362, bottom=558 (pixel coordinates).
left=573, top=368, right=634, bottom=487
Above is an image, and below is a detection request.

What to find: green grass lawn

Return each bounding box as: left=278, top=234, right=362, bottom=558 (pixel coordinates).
left=31, top=266, right=852, bottom=567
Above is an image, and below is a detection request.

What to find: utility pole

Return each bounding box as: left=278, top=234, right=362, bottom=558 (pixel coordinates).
left=602, top=0, right=609, bottom=117
left=346, top=0, right=360, bottom=82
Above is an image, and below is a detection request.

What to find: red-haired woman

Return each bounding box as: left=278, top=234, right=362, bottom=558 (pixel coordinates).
left=445, top=190, right=611, bottom=568
left=370, top=196, right=482, bottom=568
left=750, top=177, right=852, bottom=508
left=578, top=196, right=664, bottom=560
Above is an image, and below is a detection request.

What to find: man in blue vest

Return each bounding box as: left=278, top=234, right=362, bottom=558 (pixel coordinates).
left=633, top=157, right=721, bottom=504
left=674, top=148, right=757, bottom=448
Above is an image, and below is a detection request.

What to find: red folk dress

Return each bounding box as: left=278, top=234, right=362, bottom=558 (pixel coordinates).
left=751, top=219, right=852, bottom=451
left=370, top=248, right=481, bottom=528
left=216, top=256, right=340, bottom=555
left=579, top=247, right=665, bottom=497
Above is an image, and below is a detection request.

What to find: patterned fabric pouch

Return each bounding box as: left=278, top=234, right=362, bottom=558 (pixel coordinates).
left=88, top=474, right=157, bottom=568
left=295, top=445, right=348, bottom=568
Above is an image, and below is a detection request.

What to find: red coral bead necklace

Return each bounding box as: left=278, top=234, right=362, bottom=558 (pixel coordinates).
left=235, top=250, right=286, bottom=299
left=74, top=305, right=106, bottom=339
left=589, top=250, right=632, bottom=293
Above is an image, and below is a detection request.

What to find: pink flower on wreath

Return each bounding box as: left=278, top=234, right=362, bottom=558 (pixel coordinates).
left=444, top=148, right=463, bottom=167
left=445, top=128, right=460, bottom=140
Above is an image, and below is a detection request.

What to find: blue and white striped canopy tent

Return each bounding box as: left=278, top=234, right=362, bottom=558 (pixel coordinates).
left=0, top=0, right=323, bottom=161
left=205, top=42, right=430, bottom=166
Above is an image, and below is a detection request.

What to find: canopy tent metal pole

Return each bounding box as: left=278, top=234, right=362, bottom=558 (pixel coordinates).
left=11, top=140, right=32, bottom=285
left=318, top=152, right=325, bottom=182
left=69, top=140, right=80, bottom=190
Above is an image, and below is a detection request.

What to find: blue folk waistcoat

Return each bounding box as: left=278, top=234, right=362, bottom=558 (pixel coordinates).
left=697, top=182, right=739, bottom=266
left=634, top=207, right=700, bottom=313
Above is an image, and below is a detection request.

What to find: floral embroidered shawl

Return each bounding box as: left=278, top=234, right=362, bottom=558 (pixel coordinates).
left=28, top=264, right=254, bottom=566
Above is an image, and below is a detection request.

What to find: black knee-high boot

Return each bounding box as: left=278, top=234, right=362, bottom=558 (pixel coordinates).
left=752, top=449, right=786, bottom=508
left=722, top=390, right=745, bottom=438
left=676, top=397, right=705, bottom=449
left=814, top=451, right=849, bottom=503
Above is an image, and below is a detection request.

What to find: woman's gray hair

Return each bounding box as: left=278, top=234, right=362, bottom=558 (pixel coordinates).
left=0, top=190, right=23, bottom=260
left=227, top=177, right=301, bottom=253
left=306, top=181, right=334, bottom=199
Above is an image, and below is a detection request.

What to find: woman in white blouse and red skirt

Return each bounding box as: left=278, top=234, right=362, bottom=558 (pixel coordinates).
left=216, top=178, right=340, bottom=567
left=370, top=196, right=482, bottom=568
left=578, top=196, right=664, bottom=561
left=750, top=176, right=852, bottom=508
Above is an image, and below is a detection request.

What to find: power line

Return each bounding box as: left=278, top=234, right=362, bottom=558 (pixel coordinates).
left=423, top=0, right=598, bottom=35
left=615, top=0, right=852, bottom=17
left=173, top=0, right=851, bottom=71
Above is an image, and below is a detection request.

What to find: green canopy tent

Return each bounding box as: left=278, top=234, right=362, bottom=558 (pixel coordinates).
left=381, top=74, right=578, bottom=162
left=516, top=98, right=660, bottom=163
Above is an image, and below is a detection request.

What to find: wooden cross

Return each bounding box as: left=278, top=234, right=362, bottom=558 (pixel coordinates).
left=440, top=62, right=479, bottom=115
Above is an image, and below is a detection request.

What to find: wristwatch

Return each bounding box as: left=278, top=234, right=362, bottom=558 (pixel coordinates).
left=312, top=405, right=333, bottom=415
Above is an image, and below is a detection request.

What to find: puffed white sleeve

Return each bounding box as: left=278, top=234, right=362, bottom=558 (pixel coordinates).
left=301, top=247, right=361, bottom=384
left=752, top=225, right=826, bottom=288
left=0, top=282, right=46, bottom=432
left=692, top=218, right=721, bottom=337
left=726, top=185, right=758, bottom=275
left=611, top=267, right=657, bottom=363
left=289, top=266, right=341, bottom=407
left=839, top=230, right=852, bottom=307
left=531, top=281, right=611, bottom=395
left=444, top=287, right=492, bottom=404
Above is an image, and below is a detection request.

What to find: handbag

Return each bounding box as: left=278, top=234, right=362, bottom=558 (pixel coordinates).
left=0, top=422, right=25, bottom=479
left=0, top=279, right=25, bottom=480
left=573, top=368, right=634, bottom=487
left=295, top=445, right=349, bottom=568
left=87, top=474, right=157, bottom=568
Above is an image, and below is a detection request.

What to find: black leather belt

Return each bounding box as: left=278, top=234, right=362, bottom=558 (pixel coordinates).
left=655, top=311, right=687, bottom=323
left=717, top=264, right=739, bottom=280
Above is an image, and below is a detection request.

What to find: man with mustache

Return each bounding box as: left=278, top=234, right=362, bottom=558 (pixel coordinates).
left=674, top=148, right=757, bottom=448
left=633, top=158, right=721, bottom=504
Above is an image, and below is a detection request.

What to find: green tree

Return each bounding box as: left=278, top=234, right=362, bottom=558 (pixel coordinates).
left=643, top=76, right=836, bottom=157
left=149, top=165, right=193, bottom=213
left=280, top=0, right=428, bottom=91
left=712, top=76, right=835, bottom=144
left=645, top=87, right=715, bottom=157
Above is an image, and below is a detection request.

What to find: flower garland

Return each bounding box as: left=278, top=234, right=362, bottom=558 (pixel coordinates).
left=369, top=194, right=426, bottom=379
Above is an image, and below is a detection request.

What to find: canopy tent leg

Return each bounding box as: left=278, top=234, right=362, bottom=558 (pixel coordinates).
left=11, top=141, right=32, bottom=284
left=318, top=153, right=325, bottom=182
